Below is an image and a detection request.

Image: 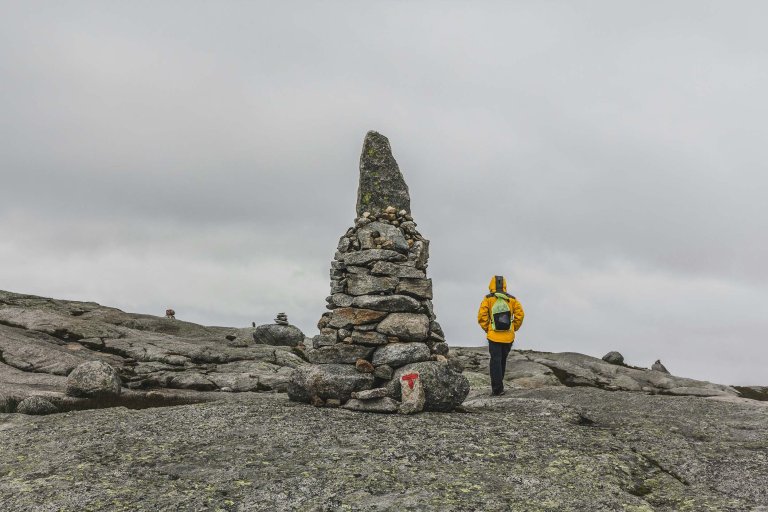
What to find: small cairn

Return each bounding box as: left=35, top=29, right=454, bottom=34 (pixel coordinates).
left=288, top=131, right=469, bottom=413
left=274, top=312, right=289, bottom=325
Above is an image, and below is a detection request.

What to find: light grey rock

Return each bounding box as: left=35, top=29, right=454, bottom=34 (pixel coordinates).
left=346, top=274, right=399, bottom=296
left=376, top=313, right=430, bottom=342
left=396, top=278, right=433, bottom=300
left=372, top=342, right=431, bottom=368
left=411, top=240, right=430, bottom=269
left=351, top=294, right=422, bottom=313
left=16, top=396, right=57, bottom=415
left=66, top=361, right=122, bottom=398
left=288, top=364, right=375, bottom=403
left=252, top=324, right=305, bottom=347
left=328, top=308, right=388, bottom=328
left=351, top=387, right=390, bottom=400
left=169, top=373, right=217, bottom=391
left=357, top=222, right=409, bottom=253
left=328, top=293, right=354, bottom=308
left=342, top=397, right=400, bottom=413
left=602, top=351, right=625, bottom=365
left=308, top=345, right=375, bottom=364
left=342, top=249, right=406, bottom=266
left=398, top=370, right=425, bottom=415
left=369, top=261, right=426, bottom=279
left=356, top=131, right=410, bottom=216
left=388, top=362, right=470, bottom=412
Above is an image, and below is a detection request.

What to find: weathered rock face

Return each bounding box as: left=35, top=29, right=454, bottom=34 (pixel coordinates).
left=253, top=323, right=305, bottom=347
left=356, top=131, right=410, bottom=216
left=66, top=361, right=122, bottom=398
left=388, top=362, right=470, bottom=412
left=290, top=131, right=468, bottom=412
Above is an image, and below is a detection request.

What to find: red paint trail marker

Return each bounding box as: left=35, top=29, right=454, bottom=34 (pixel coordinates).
left=401, top=373, right=419, bottom=390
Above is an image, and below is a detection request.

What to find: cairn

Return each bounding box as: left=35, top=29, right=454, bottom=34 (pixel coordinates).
left=288, top=131, right=469, bottom=413
left=274, top=312, right=289, bottom=325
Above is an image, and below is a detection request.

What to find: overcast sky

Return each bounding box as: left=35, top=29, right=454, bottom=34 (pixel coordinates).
left=1, top=1, right=766, bottom=385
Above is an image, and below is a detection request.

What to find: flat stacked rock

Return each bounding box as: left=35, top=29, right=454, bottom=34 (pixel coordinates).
left=288, top=131, right=469, bottom=413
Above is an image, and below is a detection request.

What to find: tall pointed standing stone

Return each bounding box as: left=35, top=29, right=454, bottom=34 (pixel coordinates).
left=356, top=131, right=410, bottom=216
left=288, top=131, right=469, bottom=413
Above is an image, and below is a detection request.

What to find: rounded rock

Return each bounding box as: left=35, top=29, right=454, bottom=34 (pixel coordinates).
left=16, top=396, right=57, bottom=415
left=66, top=361, right=122, bottom=398
left=602, top=351, right=625, bottom=366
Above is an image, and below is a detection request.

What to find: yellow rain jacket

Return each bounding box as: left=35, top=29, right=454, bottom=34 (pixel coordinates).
left=477, top=276, right=524, bottom=343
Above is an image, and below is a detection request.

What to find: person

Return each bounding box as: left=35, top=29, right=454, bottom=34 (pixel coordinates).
left=477, top=275, right=524, bottom=396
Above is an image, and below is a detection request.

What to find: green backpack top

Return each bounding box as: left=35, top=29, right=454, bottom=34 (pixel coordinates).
left=490, top=293, right=513, bottom=331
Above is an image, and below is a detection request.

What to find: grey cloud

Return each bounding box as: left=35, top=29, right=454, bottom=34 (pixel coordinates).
left=1, top=1, right=766, bottom=385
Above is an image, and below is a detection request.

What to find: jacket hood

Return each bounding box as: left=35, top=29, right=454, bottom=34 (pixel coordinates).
left=488, top=275, right=508, bottom=294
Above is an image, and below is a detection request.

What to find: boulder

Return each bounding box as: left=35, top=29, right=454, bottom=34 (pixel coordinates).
left=65, top=361, right=122, bottom=398
left=351, top=295, right=422, bottom=313
left=16, top=396, right=57, bottom=415
left=372, top=342, right=432, bottom=368
left=388, top=362, right=470, bottom=412
left=602, top=351, right=624, bottom=365
left=376, top=313, right=430, bottom=342
left=328, top=308, right=388, bottom=329
left=308, top=345, right=375, bottom=364
left=342, top=397, right=400, bottom=413
left=253, top=324, right=304, bottom=347
left=288, top=364, right=375, bottom=403
left=356, top=131, right=410, bottom=216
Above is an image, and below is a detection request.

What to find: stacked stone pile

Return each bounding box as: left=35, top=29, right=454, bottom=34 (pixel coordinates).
left=288, top=131, right=469, bottom=413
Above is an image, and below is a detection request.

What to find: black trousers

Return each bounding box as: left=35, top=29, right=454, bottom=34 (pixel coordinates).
left=488, top=341, right=512, bottom=395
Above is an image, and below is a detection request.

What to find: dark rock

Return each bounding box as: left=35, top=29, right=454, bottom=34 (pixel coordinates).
left=369, top=261, right=426, bottom=279
left=373, top=364, right=394, bottom=380
left=16, top=396, right=57, bottom=415
left=351, top=294, right=422, bottom=313
left=342, top=249, right=406, bottom=267
left=308, top=345, right=375, bottom=364
left=388, top=362, right=470, bottom=412
left=356, top=131, right=410, bottom=216
left=328, top=308, right=388, bottom=329
left=652, top=360, right=670, bottom=374
left=430, top=321, right=444, bottom=338
left=253, top=324, right=305, bottom=347
left=372, top=342, right=431, bottom=368
left=288, top=364, right=375, bottom=403
left=66, top=361, right=122, bottom=398
left=376, top=313, right=430, bottom=342
left=602, top=351, right=625, bottom=365
left=346, top=274, right=399, bottom=296
left=355, top=359, right=375, bottom=373
left=342, top=397, right=400, bottom=413
left=430, top=342, right=449, bottom=356
left=349, top=331, right=388, bottom=346
left=396, top=278, right=433, bottom=300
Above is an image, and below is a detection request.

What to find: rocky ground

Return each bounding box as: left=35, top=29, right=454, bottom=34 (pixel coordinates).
left=0, top=387, right=766, bottom=511
left=1, top=290, right=767, bottom=510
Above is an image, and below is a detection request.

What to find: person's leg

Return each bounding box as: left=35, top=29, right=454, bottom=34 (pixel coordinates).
left=500, top=343, right=512, bottom=380
left=488, top=341, right=504, bottom=395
